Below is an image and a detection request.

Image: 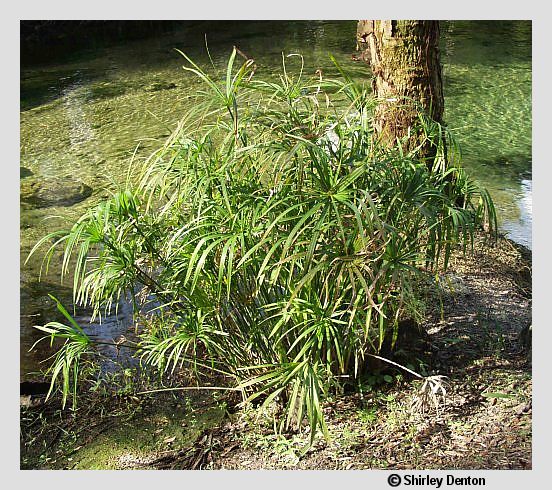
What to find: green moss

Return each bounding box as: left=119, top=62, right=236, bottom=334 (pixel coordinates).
left=71, top=402, right=226, bottom=469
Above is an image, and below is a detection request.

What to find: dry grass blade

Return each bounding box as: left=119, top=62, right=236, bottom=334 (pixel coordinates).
left=411, top=375, right=450, bottom=415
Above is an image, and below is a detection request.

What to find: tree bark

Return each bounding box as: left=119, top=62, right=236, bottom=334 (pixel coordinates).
left=357, top=20, right=444, bottom=160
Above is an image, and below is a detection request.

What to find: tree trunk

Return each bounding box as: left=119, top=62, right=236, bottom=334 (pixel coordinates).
left=357, top=20, right=444, bottom=160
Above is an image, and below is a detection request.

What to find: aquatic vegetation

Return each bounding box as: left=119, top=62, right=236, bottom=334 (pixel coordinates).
left=29, top=49, right=496, bottom=443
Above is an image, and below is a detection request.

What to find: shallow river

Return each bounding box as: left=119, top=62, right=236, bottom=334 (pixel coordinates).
left=20, top=20, right=532, bottom=379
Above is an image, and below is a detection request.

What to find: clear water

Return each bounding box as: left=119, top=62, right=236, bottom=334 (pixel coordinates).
left=440, top=21, right=532, bottom=249
left=19, top=20, right=532, bottom=378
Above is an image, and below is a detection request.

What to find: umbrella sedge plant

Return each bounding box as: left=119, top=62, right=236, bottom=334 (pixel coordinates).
left=28, top=49, right=497, bottom=446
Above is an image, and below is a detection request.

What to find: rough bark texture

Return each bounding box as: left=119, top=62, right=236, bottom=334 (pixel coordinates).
left=357, top=20, right=444, bottom=158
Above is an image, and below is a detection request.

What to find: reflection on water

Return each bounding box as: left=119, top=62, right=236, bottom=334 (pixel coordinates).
left=62, top=77, right=95, bottom=147
left=501, top=179, right=532, bottom=250
left=73, top=299, right=138, bottom=375
left=20, top=20, right=532, bottom=379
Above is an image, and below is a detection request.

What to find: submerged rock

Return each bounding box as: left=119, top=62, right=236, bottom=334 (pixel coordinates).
left=21, top=177, right=93, bottom=208
left=20, top=167, right=34, bottom=178
left=85, top=82, right=128, bottom=102
left=144, top=81, right=177, bottom=92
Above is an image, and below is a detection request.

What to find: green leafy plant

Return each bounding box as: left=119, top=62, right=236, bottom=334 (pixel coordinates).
left=29, top=48, right=496, bottom=443
left=31, top=295, right=92, bottom=409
